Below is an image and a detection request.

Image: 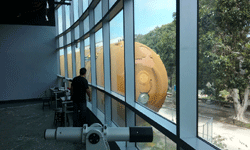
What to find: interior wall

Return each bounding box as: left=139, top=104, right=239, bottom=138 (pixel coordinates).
left=0, top=24, right=57, bottom=101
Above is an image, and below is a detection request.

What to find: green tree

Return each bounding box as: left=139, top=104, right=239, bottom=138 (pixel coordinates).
left=214, top=0, right=250, bottom=121
left=199, top=0, right=250, bottom=122
left=198, top=0, right=222, bottom=97
left=156, top=22, right=176, bottom=88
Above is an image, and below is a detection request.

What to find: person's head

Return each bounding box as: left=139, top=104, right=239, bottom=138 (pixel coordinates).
left=80, top=68, right=87, bottom=76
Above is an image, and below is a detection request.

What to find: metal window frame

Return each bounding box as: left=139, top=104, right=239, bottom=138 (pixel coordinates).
left=124, top=0, right=136, bottom=149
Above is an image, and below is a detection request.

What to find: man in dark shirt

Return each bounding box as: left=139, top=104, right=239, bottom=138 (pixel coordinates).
left=71, top=68, right=91, bottom=127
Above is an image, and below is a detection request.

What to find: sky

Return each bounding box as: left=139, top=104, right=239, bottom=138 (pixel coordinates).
left=59, top=0, right=176, bottom=55
left=105, top=0, right=176, bottom=41
left=135, top=0, right=176, bottom=35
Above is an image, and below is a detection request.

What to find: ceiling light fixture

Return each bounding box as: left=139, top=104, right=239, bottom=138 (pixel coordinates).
left=45, top=15, right=49, bottom=21
left=46, top=1, right=49, bottom=9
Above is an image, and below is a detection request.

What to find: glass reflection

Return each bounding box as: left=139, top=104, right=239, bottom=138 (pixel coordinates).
left=134, top=0, right=176, bottom=123
left=110, top=10, right=124, bottom=96
left=85, top=37, right=91, bottom=83
left=112, top=99, right=125, bottom=127
left=97, top=90, right=105, bottom=113
left=136, top=115, right=176, bottom=150
left=95, top=28, right=104, bottom=87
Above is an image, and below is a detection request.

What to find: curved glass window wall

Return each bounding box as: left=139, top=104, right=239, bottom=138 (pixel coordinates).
left=55, top=0, right=226, bottom=149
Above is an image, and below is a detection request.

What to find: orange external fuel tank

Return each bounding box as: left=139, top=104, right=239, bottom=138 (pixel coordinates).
left=84, top=41, right=168, bottom=113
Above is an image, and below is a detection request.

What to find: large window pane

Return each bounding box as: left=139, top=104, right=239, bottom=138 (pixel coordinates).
left=67, top=46, right=73, bottom=78
left=110, top=10, right=124, bottom=96
left=97, top=90, right=105, bottom=113
left=84, top=16, right=89, bottom=34
left=198, top=1, right=250, bottom=149
left=112, top=99, right=125, bottom=127
left=65, top=5, right=71, bottom=30
left=60, top=49, right=65, bottom=76
left=75, top=42, right=81, bottom=76
left=57, top=6, right=63, bottom=34
left=94, top=1, right=102, bottom=24
left=134, top=0, right=176, bottom=123
left=73, top=0, right=78, bottom=22
left=136, top=115, right=176, bottom=150
left=85, top=37, right=91, bottom=83
left=95, top=28, right=104, bottom=87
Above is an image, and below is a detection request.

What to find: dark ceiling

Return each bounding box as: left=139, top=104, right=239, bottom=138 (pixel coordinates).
left=0, top=0, right=55, bottom=26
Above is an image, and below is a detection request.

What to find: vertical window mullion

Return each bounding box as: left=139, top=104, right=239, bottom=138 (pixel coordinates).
left=70, top=1, right=74, bottom=26
left=62, top=5, right=68, bottom=88
left=72, top=43, right=76, bottom=78
left=124, top=0, right=136, bottom=149
left=102, top=0, right=109, bottom=17
left=103, top=23, right=111, bottom=92
left=103, top=0, right=112, bottom=125
left=80, top=39, right=85, bottom=68
left=179, top=0, right=197, bottom=141
left=57, top=50, right=60, bottom=77
left=89, top=7, right=97, bottom=115
left=78, top=0, right=83, bottom=16
left=55, top=8, right=59, bottom=36
left=71, top=1, right=76, bottom=78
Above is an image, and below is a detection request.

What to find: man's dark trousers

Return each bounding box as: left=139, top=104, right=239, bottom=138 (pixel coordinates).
left=73, top=102, right=87, bottom=127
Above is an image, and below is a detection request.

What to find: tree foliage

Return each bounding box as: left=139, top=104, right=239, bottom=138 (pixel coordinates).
left=135, top=13, right=176, bottom=87
left=199, top=0, right=250, bottom=121
left=199, top=0, right=250, bottom=98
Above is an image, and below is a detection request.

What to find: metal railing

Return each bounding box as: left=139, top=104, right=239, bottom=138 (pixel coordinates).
left=161, top=105, right=213, bottom=143
left=198, top=115, right=213, bottom=142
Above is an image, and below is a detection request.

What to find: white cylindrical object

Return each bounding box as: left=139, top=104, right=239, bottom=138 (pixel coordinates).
left=44, top=129, right=56, bottom=140
left=106, top=127, right=130, bottom=141
left=56, top=127, right=83, bottom=142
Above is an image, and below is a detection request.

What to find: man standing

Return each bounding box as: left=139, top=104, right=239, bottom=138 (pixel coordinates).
left=71, top=68, right=91, bottom=127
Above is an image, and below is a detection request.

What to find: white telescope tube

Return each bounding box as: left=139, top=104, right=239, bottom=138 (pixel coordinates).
left=44, top=125, right=153, bottom=143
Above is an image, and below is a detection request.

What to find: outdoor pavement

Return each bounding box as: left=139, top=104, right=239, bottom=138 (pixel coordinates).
left=158, top=97, right=250, bottom=150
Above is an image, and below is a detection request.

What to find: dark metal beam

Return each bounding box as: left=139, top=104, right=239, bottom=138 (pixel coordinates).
left=54, top=2, right=71, bottom=5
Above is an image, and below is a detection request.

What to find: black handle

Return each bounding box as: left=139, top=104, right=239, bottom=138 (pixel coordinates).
left=129, top=127, right=153, bottom=142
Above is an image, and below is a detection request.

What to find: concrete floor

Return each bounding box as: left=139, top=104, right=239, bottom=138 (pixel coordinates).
left=0, top=101, right=86, bottom=150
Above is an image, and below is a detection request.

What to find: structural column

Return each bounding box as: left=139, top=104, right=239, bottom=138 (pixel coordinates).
left=124, top=0, right=136, bottom=149
left=179, top=0, right=197, bottom=142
